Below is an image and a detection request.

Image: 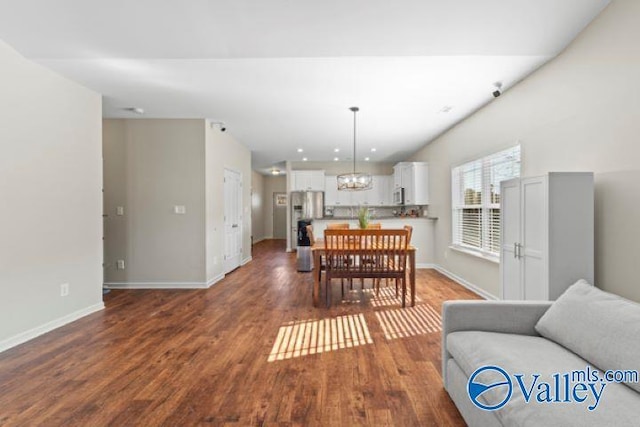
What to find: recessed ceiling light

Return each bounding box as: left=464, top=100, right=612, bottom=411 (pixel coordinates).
left=334, top=148, right=340, bottom=153
left=333, top=157, right=339, bottom=161
left=302, top=157, right=308, bottom=161
left=371, top=148, right=377, bottom=152
left=364, top=157, right=370, bottom=161
left=271, top=169, right=280, bottom=175
left=297, top=148, right=303, bottom=153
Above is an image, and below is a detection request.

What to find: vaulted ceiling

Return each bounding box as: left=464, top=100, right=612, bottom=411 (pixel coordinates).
left=0, top=0, right=610, bottom=173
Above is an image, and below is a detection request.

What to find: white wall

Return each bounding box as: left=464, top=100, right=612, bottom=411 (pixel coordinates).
left=0, top=40, right=103, bottom=350
left=411, top=0, right=640, bottom=302
left=103, top=119, right=206, bottom=286
left=205, top=121, right=253, bottom=282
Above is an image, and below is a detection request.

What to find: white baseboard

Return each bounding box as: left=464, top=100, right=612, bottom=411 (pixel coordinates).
left=241, top=256, right=252, bottom=266
left=253, top=236, right=269, bottom=244
left=105, top=271, right=231, bottom=290
left=0, top=302, right=105, bottom=354
left=416, top=263, right=438, bottom=269
left=104, top=282, right=209, bottom=289
left=430, top=265, right=499, bottom=301
left=206, top=273, right=225, bottom=287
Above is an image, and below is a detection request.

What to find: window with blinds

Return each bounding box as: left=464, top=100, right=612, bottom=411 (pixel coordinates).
left=451, top=145, right=521, bottom=258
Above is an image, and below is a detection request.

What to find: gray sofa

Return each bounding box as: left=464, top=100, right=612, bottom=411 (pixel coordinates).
left=442, top=280, right=640, bottom=426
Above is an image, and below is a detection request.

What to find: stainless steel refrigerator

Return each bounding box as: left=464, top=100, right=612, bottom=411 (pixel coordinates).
left=291, top=191, right=324, bottom=254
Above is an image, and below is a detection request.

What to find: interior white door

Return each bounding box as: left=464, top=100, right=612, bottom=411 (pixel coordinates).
left=224, top=169, right=242, bottom=273
left=521, top=177, right=547, bottom=300
left=500, top=178, right=522, bottom=299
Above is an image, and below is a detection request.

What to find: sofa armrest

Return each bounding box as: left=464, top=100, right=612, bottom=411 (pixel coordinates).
left=441, top=300, right=552, bottom=389
left=443, top=300, right=553, bottom=336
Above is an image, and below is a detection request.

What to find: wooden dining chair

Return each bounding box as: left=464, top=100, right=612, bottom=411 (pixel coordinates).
left=323, top=229, right=354, bottom=307
left=360, top=223, right=382, bottom=286
left=320, top=223, right=350, bottom=289
left=404, top=225, right=413, bottom=244
left=327, top=223, right=350, bottom=229
left=394, top=225, right=414, bottom=295
left=324, top=229, right=409, bottom=307
left=375, top=226, right=413, bottom=298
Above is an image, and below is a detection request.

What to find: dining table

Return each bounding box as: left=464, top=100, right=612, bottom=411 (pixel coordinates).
left=311, top=239, right=416, bottom=308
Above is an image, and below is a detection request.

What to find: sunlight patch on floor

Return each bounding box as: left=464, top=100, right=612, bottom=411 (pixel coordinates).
left=362, top=286, right=423, bottom=307
left=375, top=303, right=441, bottom=340
left=268, top=314, right=373, bottom=362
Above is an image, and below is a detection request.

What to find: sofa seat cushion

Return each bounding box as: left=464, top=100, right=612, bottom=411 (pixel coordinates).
left=447, top=331, right=640, bottom=426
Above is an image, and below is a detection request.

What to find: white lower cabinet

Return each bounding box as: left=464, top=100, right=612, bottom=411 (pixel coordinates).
left=500, top=172, right=594, bottom=300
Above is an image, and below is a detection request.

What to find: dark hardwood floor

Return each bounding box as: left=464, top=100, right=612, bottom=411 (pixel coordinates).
left=0, top=240, right=480, bottom=426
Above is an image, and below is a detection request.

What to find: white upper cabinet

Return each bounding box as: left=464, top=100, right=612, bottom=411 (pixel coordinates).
left=324, top=176, right=338, bottom=205
left=394, top=162, right=429, bottom=205
left=324, top=176, right=352, bottom=205
left=324, top=175, right=392, bottom=206
left=370, top=175, right=393, bottom=205
left=393, top=166, right=403, bottom=189
left=291, top=170, right=325, bottom=191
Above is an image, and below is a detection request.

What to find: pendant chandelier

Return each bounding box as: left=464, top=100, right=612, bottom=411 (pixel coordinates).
left=337, top=106, right=373, bottom=191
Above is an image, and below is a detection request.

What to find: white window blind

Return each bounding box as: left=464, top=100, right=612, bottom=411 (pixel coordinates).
left=452, top=145, right=521, bottom=258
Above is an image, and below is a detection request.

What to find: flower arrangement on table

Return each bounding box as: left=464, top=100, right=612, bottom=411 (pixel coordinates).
left=358, top=207, right=370, bottom=229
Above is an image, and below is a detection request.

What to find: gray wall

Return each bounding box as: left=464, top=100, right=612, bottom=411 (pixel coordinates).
left=205, top=121, right=253, bottom=282
left=0, top=40, right=103, bottom=349
left=103, top=119, right=206, bottom=286
left=410, top=0, right=640, bottom=302
left=103, top=119, right=252, bottom=288
left=264, top=176, right=287, bottom=239
left=251, top=171, right=266, bottom=243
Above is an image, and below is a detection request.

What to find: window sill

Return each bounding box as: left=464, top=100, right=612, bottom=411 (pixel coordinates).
left=449, top=245, right=500, bottom=264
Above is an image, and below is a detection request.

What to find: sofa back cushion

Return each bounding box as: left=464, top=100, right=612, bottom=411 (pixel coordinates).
left=535, top=280, right=640, bottom=393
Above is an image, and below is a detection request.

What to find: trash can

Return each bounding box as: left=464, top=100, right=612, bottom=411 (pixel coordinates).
left=297, top=220, right=314, bottom=272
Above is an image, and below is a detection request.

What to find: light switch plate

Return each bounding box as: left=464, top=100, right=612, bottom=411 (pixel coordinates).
left=174, top=205, right=186, bottom=214
left=116, top=206, right=124, bottom=216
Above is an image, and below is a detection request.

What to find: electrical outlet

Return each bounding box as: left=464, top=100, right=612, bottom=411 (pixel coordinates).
left=60, top=283, right=69, bottom=297
left=117, top=260, right=125, bottom=270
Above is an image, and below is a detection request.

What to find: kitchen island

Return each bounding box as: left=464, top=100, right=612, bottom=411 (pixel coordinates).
left=311, top=217, right=436, bottom=266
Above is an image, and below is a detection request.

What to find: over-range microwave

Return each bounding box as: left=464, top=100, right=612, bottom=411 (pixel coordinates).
left=393, top=187, right=405, bottom=205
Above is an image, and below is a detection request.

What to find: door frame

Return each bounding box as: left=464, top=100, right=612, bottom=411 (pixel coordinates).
left=224, top=167, right=243, bottom=274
